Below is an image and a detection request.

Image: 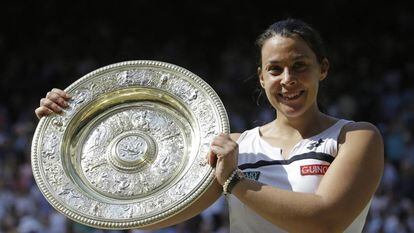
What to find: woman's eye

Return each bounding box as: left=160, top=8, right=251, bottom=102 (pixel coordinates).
left=268, top=66, right=283, bottom=75
left=293, top=62, right=307, bottom=72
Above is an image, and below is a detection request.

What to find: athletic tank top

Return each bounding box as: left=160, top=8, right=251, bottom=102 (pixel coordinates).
left=228, top=119, right=371, bottom=233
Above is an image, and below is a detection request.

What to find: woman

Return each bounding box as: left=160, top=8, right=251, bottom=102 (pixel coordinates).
left=35, top=19, right=383, bottom=233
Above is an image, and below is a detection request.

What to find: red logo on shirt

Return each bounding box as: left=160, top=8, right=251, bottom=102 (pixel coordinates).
left=300, top=164, right=330, bottom=176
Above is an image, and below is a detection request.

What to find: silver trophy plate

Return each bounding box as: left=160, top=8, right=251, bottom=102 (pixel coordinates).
left=31, top=60, right=229, bottom=229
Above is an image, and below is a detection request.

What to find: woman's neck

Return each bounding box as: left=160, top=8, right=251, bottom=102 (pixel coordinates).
left=272, top=105, right=333, bottom=139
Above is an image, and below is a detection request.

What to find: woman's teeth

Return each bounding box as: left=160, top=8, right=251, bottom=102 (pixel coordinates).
left=279, top=91, right=304, bottom=100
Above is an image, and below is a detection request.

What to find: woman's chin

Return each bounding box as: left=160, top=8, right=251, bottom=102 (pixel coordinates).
left=279, top=105, right=306, bottom=118
left=274, top=94, right=308, bottom=118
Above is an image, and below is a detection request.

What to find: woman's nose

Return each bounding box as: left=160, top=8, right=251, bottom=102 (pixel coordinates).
left=280, top=67, right=297, bottom=86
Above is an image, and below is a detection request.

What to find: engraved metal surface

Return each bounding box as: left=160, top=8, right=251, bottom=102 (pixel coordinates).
left=31, top=60, right=229, bottom=229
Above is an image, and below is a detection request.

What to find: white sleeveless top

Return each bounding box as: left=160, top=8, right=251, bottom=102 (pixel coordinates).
left=227, top=119, right=371, bottom=233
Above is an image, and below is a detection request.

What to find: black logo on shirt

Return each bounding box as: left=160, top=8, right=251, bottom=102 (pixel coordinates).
left=243, top=171, right=261, bottom=181
left=307, top=139, right=325, bottom=150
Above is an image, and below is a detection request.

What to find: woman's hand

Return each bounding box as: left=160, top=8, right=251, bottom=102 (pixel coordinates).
left=34, top=88, right=71, bottom=119
left=208, top=133, right=239, bottom=185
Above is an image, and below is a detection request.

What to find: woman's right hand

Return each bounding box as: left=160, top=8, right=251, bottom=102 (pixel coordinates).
left=35, top=88, right=71, bottom=119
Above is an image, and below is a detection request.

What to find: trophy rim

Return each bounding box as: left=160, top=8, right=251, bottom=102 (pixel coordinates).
left=31, top=60, right=229, bottom=229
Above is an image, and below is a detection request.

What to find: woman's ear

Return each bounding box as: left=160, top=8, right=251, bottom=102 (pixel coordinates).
left=320, top=58, right=330, bottom=81
left=258, top=67, right=265, bottom=88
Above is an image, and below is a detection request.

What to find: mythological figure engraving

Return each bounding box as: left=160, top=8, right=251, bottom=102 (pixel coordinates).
left=43, top=133, right=59, bottom=159
left=116, top=135, right=148, bottom=162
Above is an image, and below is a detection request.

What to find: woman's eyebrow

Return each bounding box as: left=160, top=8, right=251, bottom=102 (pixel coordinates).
left=292, top=54, right=310, bottom=60
left=266, top=54, right=310, bottom=65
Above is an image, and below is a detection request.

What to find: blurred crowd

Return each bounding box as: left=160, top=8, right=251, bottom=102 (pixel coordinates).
left=1, top=1, right=414, bottom=233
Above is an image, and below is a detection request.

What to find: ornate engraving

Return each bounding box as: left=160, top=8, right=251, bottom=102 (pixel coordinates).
left=116, top=135, right=147, bottom=162
left=158, top=73, right=170, bottom=87
left=73, top=89, right=90, bottom=105
left=45, top=163, right=64, bottom=187
left=169, top=79, right=199, bottom=103
left=78, top=106, right=186, bottom=199
left=42, top=133, right=59, bottom=159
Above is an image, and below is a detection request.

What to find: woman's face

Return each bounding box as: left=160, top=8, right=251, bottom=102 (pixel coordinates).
left=259, top=35, right=329, bottom=118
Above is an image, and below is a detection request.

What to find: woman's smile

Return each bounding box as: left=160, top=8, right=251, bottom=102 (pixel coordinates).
left=278, top=90, right=305, bottom=101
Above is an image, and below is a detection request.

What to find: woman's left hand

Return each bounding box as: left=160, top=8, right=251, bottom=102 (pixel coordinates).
left=208, top=133, right=239, bottom=185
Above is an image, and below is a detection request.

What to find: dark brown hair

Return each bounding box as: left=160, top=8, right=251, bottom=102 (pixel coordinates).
left=256, top=18, right=327, bottom=66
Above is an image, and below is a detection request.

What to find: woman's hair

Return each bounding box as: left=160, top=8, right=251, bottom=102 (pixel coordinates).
left=256, top=18, right=327, bottom=66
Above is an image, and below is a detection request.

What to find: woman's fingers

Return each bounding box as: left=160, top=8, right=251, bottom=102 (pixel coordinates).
left=46, top=91, right=69, bottom=108
left=40, top=98, right=63, bottom=113
left=208, top=133, right=238, bottom=165
left=211, top=134, right=238, bottom=155
left=51, top=88, right=71, bottom=99
left=34, top=106, right=54, bottom=119
left=210, top=145, right=226, bottom=157
left=211, top=133, right=230, bottom=146
left=207, top=150, right=217, bottom=167
left=206, top=133, right=240, bottom=184
left=35, top=88, right=71, bottom=119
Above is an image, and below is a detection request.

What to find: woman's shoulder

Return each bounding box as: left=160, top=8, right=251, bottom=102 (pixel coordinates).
left=339, top=121, right=383, bottom=148
left=342, top=121, right=381, bottom=135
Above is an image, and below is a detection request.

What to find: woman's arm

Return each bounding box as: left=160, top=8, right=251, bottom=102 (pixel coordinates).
left=220, top=122, right=383, bottom=233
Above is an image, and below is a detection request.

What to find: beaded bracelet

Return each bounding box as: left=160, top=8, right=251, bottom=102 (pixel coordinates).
left=223, top=169, right=244, bottom=195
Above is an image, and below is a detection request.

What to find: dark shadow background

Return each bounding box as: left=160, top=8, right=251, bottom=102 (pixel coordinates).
left=0, top=1, right=413, bottom=232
